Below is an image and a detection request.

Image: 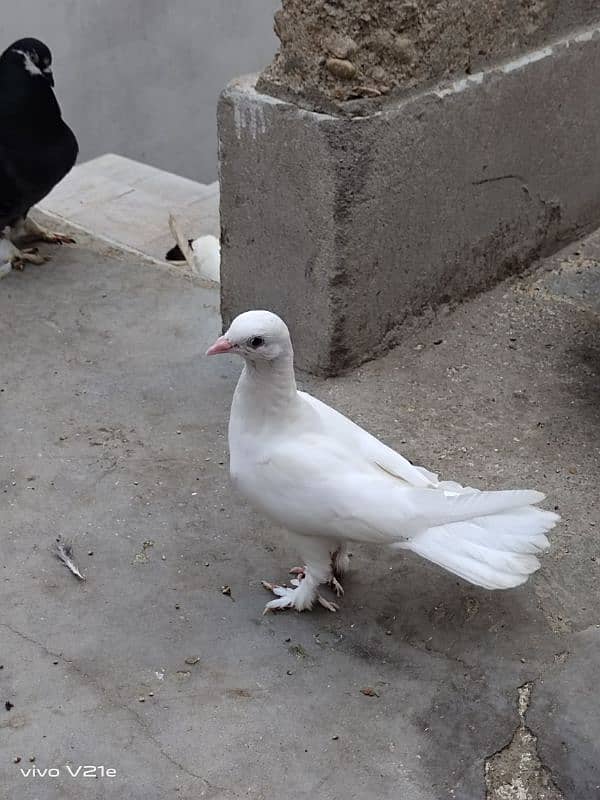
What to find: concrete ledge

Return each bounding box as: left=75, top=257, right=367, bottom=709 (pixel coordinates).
left=40, top=153, right=219, bottom=264
left=218, top=24, right=600, bottom=375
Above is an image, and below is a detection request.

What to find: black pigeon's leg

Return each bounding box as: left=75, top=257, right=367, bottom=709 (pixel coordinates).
left=11, top=216, right=76, bottom=245
left=0, top=236, right=47, bottom=272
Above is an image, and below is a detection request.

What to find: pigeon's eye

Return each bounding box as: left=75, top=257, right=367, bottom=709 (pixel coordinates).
left=248, top=336, right=264, bottom=349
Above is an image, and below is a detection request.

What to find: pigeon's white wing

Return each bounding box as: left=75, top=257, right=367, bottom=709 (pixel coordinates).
left=300, top=392, right=439, bottom=488
left=248, top=430, right=547, bottom=546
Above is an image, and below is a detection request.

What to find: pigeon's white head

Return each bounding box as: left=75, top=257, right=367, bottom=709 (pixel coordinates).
left=207, top=310, right=292, bottom=362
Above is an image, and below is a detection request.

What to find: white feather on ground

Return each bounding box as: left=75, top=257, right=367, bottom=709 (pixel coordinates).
left=54, top=537, right=86, bottom=581
left=207, top=310, right=560, bottom=613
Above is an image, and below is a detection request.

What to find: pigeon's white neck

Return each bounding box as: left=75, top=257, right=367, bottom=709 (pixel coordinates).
left=236, top=351, right=298, bottom=419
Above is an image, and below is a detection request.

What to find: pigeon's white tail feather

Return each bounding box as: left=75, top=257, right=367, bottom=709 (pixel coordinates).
left=395, top=506, right=559, bottom=590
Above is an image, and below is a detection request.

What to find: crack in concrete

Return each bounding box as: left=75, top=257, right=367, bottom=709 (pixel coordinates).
left=400, top=634, right=475, bottom=673
left=126, top=703, right=236, bottom=798
left=472, top=174, right=527, bottom=186
left=471, top=173, right=561, bottom=222
left=1, top=621, right=73, bottom=664
left=0, top=622, right=235, bottom=798
left=484, top=682, right=564, bottom=800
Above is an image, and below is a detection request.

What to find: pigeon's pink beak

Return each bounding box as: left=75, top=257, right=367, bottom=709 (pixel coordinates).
left=206, top=335, right=233, bottom=356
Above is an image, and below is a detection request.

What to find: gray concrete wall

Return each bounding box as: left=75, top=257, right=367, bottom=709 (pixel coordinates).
left=3, top=0, right=279, bottom=182
left=219, top=24, right=600, bottom=375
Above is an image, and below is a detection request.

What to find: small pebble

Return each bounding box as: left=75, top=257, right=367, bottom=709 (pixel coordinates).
left=184, top=656, right=201, bottom=666
left=13, top=757, right=21, bottom=764
left=221, top=585, right=232, bottom=596
left=5, top=701, right=14, bottom=711
left=29, top=756, right=35, bottom=763
left=286, top=670, right=294, bottom=676
left=88, top=551, right=94, bottom=556
left=148, top=692, right=154, bottom=697
left=138, top=697, right=145, bottom=703
left=385, top=630, right=392, bottom=636
left=332, top=735, right=339, bottom=740
left=360, top=687, right=379, bottom=697
left=326, top=57, right=356, bottom=80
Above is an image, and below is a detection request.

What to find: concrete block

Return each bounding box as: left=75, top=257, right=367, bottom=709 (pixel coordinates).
left=218, top=24, right=600, bottom=375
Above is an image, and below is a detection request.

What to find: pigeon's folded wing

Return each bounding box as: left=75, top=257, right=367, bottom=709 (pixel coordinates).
left=301, top=392, right=439, bottom=488
left=254, top=432, right=547, bottom=544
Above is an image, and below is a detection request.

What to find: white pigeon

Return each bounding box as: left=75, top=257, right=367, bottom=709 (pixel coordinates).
left=207, top=310, right=559, bottom=613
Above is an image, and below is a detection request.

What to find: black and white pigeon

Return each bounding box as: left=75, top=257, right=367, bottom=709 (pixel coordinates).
left=0, top=38, right=78, bottom=276
left=207, top=310, right=560, bottom=613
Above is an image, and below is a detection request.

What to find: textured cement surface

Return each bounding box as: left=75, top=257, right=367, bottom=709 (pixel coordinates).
left=259, top=0, right=600, bottom=112
left=0, top=228, right=598, bottom=799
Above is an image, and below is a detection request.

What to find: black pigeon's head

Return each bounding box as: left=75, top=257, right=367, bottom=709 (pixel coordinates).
left=1, top=38, right=54, bottom=86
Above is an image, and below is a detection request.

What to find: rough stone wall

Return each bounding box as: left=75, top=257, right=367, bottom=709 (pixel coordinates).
left=258, top=0, right=600, bottom=113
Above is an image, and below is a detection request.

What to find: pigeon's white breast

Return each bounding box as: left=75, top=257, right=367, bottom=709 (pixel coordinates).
left=228, top=416, right=344, bottom=537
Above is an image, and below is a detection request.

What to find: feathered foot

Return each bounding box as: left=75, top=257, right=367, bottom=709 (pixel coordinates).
left=263, top=537, right=339, bottom=613
left=262, top=575, right=338, bottom=613
left=11, top=217, right=75, bottom=245
left=289, top=565, right=344, bottom=597
left=0, top=237, right=48, bottom=273
left=291, top=543, right=349, bottom=597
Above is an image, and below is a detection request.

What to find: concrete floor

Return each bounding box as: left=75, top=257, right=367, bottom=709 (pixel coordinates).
left=0, top=225, right=598, bottom=800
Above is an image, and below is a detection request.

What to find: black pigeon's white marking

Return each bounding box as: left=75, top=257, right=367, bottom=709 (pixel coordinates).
left=0, top=38, right=78, bottom=275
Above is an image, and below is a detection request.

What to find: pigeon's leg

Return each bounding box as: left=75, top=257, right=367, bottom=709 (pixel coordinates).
left=263, top=537, right=338, bottom=613
left=0, top=236, right=47, bottom=273
left=11, top=216, right=76, bottom=245
left=288, top=543, right=350, bottom=597
left=331, top=543, right=351, bottom=578
left=328, top=543, right=351, bottom=596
